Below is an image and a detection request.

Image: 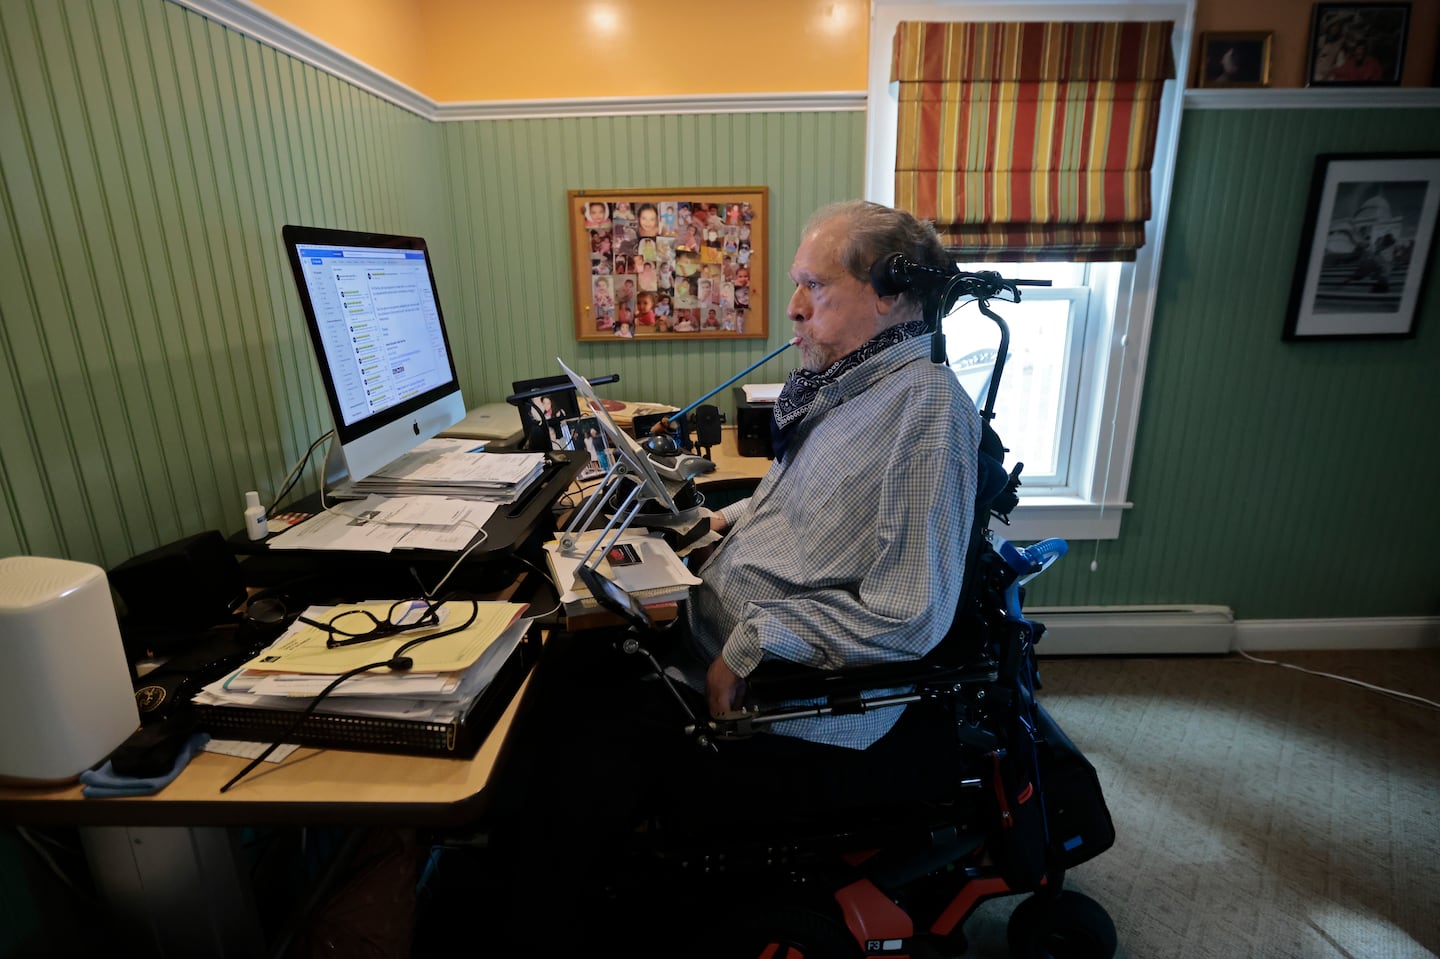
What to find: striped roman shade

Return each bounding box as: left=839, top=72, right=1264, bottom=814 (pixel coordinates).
left=892, top=20, right=1176, bottom=262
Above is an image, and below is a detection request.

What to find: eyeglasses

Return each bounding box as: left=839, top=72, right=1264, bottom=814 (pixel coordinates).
left=297, top=599, right=443, bottom=648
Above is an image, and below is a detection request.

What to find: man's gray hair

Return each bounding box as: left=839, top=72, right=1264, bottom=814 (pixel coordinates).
left=803, top=200, right=951, bottom=323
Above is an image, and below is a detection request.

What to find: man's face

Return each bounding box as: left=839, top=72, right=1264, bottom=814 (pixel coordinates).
left=787, top=216, right=889, bottom=371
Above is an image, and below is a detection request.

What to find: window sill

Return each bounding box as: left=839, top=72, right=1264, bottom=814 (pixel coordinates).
left=989, top=497, right=1131, bottom=543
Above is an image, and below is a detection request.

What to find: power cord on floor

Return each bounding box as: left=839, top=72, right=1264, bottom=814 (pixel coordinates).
left=1236, top=649, right=1440, bottom=711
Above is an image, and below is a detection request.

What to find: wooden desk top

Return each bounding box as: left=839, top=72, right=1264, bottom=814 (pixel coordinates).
left=0, top=653, right=538, bottom=828
left=0, top=439, right=764, bottom=830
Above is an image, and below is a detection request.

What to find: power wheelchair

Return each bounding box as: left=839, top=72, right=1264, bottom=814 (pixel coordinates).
left=565, top=272, right=1119, bottom=959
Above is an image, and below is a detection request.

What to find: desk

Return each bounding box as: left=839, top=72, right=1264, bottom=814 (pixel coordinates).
left=0, top=643, right=537, bottom=957
left=1, top=548, right=557, bottom=955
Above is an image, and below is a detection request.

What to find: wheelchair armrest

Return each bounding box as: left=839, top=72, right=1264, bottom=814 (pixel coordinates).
left=745, top=657, right=999, bottom=707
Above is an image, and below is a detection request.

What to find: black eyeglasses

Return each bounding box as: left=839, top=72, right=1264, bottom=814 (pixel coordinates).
left=297, top=598, right=443, bottom=648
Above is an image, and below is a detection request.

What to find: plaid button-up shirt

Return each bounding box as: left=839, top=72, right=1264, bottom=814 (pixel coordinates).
left=679, top=337, right=979, bottom=749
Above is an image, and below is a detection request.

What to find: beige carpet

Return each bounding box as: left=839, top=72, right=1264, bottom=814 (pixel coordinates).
left=959, top=649, right=1440, bottom=959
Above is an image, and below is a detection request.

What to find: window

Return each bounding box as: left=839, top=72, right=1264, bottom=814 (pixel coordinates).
left=867, top=0, right=1195, bottom=541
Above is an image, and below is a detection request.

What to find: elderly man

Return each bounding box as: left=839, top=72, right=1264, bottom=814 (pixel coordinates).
left=678, top=199, right=978, bottom=748
left=490, top=201, right=980, bottom=953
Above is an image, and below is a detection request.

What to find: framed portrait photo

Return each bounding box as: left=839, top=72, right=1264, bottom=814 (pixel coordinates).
left=1306, top=2, right=1410, bottom=86
left=569, top=186, right=768, bottom=342
left=1284, top=153, right=1440, bottom=341
left=1196, top=31, right=1273, bottom=88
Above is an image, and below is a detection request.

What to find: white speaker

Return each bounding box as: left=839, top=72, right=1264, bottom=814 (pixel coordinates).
left=0, top=556, right=140, bottom=782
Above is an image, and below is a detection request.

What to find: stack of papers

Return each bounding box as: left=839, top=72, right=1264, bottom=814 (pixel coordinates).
left=333, top=439, right=548, bottom=504
left=543, top=530, right=700, bottom=614
left=742, top=383, right=783, bottom=403
left=265, top=495, right=499, bottom=552
left=193, top=601, right=530, bottom=724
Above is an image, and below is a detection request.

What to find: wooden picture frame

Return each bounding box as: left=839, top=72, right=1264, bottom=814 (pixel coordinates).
left=1306, top=2, right=1410, bottom=86
left=1196, top=31, right=1273, bottom=88
left=569, top=186, right=767, bottom=341
left=1284, top=153, right=1440, bottom=340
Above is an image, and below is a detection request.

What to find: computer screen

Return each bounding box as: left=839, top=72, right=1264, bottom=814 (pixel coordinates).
left=282, top=225, right=465, bottom=483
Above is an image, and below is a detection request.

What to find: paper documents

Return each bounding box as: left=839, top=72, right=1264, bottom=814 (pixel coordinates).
left=336, top=439, right=547, bottom=503
left=265, top=495, right=499, bottom=553
left=742, top=383, right=783, bottom=403
left=194, top=607, right=531, bottom=724
left=241, top=600, right=525, bottom=675
left=544, top=530, right=700, bottom=608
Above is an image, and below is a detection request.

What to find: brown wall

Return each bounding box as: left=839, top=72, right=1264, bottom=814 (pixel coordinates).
left=1195, top=0, right=1437, bottom=87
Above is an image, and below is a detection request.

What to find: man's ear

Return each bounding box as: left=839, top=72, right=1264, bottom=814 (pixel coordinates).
left=874, top=290, right=899, bottom=316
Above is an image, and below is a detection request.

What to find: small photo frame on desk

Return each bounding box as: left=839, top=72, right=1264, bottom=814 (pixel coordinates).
left=562, top=415, right=617, bottom=480
left=512, top=374, right=580, bottom=450
left=569, top=186, right=768, bottom=341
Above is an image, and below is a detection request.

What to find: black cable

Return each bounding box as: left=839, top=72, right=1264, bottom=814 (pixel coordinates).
left=508, top=552, right=564, bottom=621
left=266, top=430, right=335, bottom=518
left=218, top=598, right=480, bottom=793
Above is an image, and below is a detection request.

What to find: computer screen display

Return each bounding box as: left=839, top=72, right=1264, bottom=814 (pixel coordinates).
left=282, top=225, right=465, bottom=482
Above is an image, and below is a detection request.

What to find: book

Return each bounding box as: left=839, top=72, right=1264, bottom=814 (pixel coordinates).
left=542, top=529, right=699, bottom=614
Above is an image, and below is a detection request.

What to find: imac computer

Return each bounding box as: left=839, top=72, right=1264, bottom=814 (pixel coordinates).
left=282, top=225, right=465, bottom=483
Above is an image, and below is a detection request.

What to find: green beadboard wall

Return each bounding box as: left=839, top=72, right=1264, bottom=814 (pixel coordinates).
left=0, top=0, right=442, bottom=567
left=1, top=0, right=1437, bottom=619
left=436, top=112, right=862, bottom=411
left=1026, top=108, right=1440, bottom=617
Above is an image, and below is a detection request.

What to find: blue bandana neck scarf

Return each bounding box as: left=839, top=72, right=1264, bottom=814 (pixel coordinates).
left=770, top=319, right=929, bottom=459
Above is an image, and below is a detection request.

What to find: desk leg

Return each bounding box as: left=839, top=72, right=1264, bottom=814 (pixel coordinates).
left=80, top=826, right=267, bottom=958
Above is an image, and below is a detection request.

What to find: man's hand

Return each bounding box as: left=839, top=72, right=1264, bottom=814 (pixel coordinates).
left=709, top=512, right=729, bottom=535
left=706, top=656, right=747, bottom=717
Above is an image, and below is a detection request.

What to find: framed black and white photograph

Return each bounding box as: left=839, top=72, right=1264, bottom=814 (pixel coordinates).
left=1285, top=153, right=1440, bottom=341
left=1306, top=3, right=1410, bottom=86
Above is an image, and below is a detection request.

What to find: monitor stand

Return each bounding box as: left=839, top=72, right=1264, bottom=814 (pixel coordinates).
left=233, top=451, right=589, bottom=599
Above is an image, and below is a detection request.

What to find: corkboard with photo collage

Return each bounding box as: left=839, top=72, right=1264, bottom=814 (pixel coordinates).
left=569, top=186, right=767, bottom=341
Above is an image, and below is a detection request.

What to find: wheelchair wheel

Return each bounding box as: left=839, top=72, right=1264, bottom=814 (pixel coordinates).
left=1006, top=890, right=1117, bottom=959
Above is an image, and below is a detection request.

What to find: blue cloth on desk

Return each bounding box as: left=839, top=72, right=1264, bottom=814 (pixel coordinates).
left=79, top=733, right=211, bottom=798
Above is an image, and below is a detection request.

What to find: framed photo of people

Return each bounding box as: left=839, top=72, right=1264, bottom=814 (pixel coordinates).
left=569, top=186, right=767, bottom=341
left=1305, top=3, right=1410, bottom=86
left=1284, top=153, right=1440, bottom=340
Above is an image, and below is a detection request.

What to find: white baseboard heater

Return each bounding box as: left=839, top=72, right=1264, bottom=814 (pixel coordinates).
left=1029, top=607, right=1440, bottom=654
left=1029, top=605, right=1236, bottom=656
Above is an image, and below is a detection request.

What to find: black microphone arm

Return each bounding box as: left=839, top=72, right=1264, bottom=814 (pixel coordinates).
left=869, top=252, right=958, bottom=297
left=936, top=270, right=1051, bottom=422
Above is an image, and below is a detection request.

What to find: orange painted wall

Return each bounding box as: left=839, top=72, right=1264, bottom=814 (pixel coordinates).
left=1194, top=0, right=1435, bottom=87
left=251, top=0, right=431, bottom=88
left=250, top=0, right=1436, bottom=99
left=250, top=0, right=869, bottom=100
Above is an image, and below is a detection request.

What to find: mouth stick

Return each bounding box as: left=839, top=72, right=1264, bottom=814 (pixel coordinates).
left=652, top=337, right=800, bottom=433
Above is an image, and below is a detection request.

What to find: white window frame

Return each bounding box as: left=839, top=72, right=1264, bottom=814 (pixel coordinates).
left=866, top=0, right=1195, bottom=541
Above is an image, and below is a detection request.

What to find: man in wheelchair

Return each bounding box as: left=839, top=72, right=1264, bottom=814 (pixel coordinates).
left=487, top=202, right=1115, bottom=958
